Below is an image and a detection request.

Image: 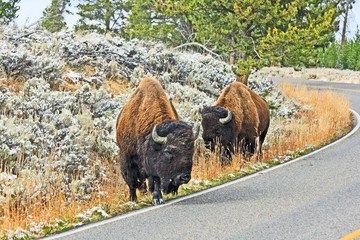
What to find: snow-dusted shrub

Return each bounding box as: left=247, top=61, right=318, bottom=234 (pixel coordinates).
left=0, top=48, right=64, bottom=85
left=0, top=87, right=10, bottom=108
left=0, top=116, right=35, bottom=162
left=1, top=26, right=294, bottom=117
left=248, top=76, right=301, bottom=118
left=7, top=78, right=76, bottom=118
left=63, top=71, right=105, bottom=87
left=0, top=78, right=126, bottom=176
left=166, top=82, right=215, bottom=124
left=264, top=86, right=302, bottom=118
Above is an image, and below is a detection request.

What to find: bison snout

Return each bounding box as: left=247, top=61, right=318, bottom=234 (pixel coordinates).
left=175, top=173, right=191, bottom=185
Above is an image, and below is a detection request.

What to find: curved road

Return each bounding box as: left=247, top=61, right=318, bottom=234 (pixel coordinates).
left=45, top=78, right=360, bottom=240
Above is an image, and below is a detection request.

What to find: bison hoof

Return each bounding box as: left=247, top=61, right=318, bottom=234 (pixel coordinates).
left=153, top=198, right=165, bottom=205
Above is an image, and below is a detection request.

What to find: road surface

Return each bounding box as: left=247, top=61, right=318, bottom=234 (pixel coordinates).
left=45, top=78, right=360, bottom=240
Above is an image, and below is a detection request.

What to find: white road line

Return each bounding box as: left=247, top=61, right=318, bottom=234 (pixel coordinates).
left=44, top=109, right=360, bottom=240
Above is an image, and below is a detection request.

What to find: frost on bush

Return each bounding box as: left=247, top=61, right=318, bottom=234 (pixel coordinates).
left=0, top=78, right=123, bottom=176
left=0, top=26, right=292, bottom=115
left=75, top=206, right=110, bottom=223
left=0, top=87, right=10, bottom=108
left=248, top=76, right=301, bottom=118
left=0, top=47, right=64, bottom=85
left=166, top=82, right=215, bottom=124
left=264, top=86, right=302, bottom=118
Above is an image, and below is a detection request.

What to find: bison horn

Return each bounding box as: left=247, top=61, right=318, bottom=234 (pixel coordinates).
left=152, top=125, right=167, bottom=144
left=219, top=110, right=232, bottom=124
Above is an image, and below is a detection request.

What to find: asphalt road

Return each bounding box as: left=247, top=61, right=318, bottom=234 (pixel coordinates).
left=45, top=78, right=360, bottom=240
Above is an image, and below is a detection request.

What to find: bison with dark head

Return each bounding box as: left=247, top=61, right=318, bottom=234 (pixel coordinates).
left=116, top=77, right=194, bottom=204
left=201, top=82, right=270, bottom=161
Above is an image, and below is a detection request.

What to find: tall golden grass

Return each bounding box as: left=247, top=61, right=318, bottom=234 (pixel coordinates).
left=0, top=84, right=352, bottom=238
left=277, top=83, right=351, bottom=150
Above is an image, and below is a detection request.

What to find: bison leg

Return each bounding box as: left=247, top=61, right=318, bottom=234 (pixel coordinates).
left=148, top=176, right=155, bottom=193
left=138, top=176, right=148, bottom=195
left=151, top=176, right=165, bottom=205
left=120, top=154, right=139, bottom=202
left=129, top=186, right=137, bottom=202
left=257, top=123, right=269, bottom=160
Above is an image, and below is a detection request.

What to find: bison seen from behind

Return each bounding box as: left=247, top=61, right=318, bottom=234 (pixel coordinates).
left=201, top=82, right=270, bottom=161
left=116, top=77, right=194, bottom=204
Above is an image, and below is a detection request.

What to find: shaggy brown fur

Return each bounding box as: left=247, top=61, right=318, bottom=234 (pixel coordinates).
left=116, top=77, right=194, bottom=204
left=116, top=77, right=178, bottom=151
left=202, top=81, right=270, bottom=159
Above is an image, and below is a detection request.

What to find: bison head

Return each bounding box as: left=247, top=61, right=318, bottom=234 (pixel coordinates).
left=201, top=106, right=234, bottom=153
left=142, top=120, right=194, bottom=195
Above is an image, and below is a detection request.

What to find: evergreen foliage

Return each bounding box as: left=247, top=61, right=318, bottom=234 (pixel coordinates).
left=152, top=0, right=342, bottom=81
left=41, top=0, right=71, bottom=32
left=0, top=0, right=20, bottom=23
left=318, top=30, right=360, bottom=70
left=125, top=0, right=198, bottom=46
left=75, top=0, right=129, bottom=34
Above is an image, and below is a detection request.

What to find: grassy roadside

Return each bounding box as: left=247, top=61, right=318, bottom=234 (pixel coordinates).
left=0, top=83, right=353, bottom=239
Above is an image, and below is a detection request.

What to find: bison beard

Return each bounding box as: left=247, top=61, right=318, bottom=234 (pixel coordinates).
left=201, top=82, right=270, bottom=162
left=116, top=78, right=194, bottom=205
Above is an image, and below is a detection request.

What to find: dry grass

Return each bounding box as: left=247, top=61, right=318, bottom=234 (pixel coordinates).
left=0, top=84, right=352, bottom=238
left=277, top=83, right=351, bottom=146
left=0, top=78, right=26, bottom=94
left=103, top=79, right=128, bottom=95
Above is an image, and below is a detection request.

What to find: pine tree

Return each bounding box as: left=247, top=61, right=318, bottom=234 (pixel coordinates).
left=75, top=0, right=128, bottom=34
left=154, top=0, right=343, bottom=83
left=41, top=0, right=71, bottom=32
left=0, top=0, right=20, bottom=24
left=125, top=0, right=192, bottom=45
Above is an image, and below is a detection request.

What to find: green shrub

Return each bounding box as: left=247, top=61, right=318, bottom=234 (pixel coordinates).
left=318, top=30, right=360, bottom=70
